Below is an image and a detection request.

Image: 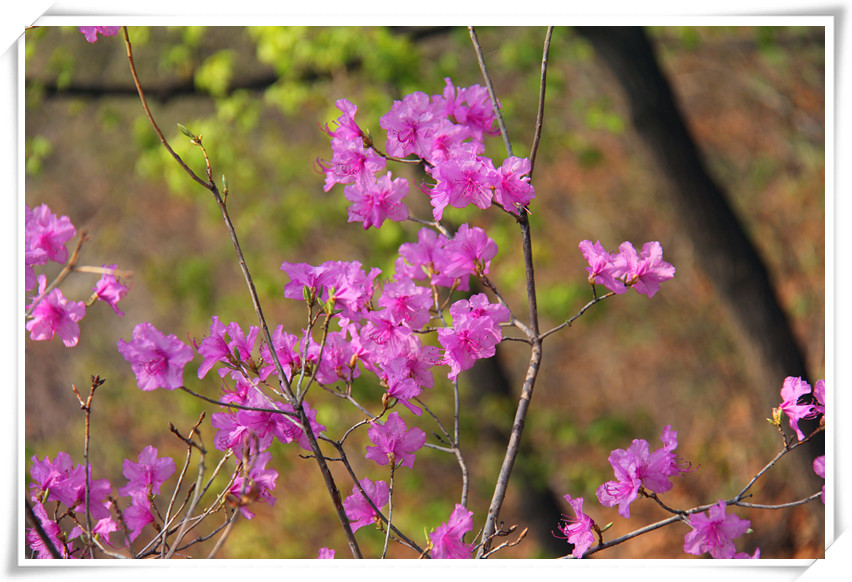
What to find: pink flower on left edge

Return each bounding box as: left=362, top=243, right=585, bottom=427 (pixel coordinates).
left=117, top=322, right=193, bottom=391
left=429, top=504, right=474, bottom=559
left=78, top=27, right=121, bottom=43
left=26, top=275, right=86, bottom=347
left=683, top=500, right=751, bottom=559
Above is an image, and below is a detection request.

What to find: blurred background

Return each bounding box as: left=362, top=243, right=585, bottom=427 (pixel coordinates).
left=24, top=25, right=825, bottom=558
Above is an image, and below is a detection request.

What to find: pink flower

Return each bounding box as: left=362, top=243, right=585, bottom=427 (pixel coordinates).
left=258, top=325, right=301, bottom=381
left=683, top=500, right=751, bottom=559
left=493, top=156, right=536, bottom=214
left=397, top=227, right=456, bottom=288
left=123, top=492, right=155, bottom=542
left=323, top=98, right=364, bottom=141
left=317, top=547, right=335, bottom=559
left=778, top=376, right=817, bottom=441
left=92, top=264, right=128, bottom=316
left=596, top=425, right=689, bottom=518
left=275, top=400, right=327, bottom=452
left=343, top=477, right=390, bottom=532
left=436, top=78, right=498, bottom=141
left=814, top=455, right=825, bottom=504
left=448, top=293, right=510, bottom=345
left=344, top=173, right=410, bottom=229
left=429, top=504, right=474, bottom=559
left=26, top=501, right=69, bottom=559
left=26, top=275, right=86, bottom=347
left=78, top=27, right=121, bottom=43
left=437, top=315, right=500, bottom=380
left=365, top=411, right=426, bottom=469
left=118, top=445, right=176, bottom=497
left=813, top=379, right=825, bottom=416
left=555, top=495, right=596, bottom=558
left=380, top=356, right=424, bottom=416
left=361, top=309, right=414, bottom=359
left=227, top=451, right=279, bottom=519
left=578, top=240, right=627, bottom=294
left=321, top=137, right=385, bottom=192
left=380, top=91, right=440, bottom=159
left=596, top=454, right=642, bottom=518
left=378, top=277, right=433, bottom=329
left=117, top=322, right=194, bottom=391
left=426, top=152, right=498, bottom=221
left=734, top=548, right=761, bottom=559
left=25, top=203, right=76, bottom=264
left=610, top=241, right=675, bottom=298
left=194, top=316, right=233, bottom=379
left=29, top=451, right=77, bottom=503
left=443, top=223, right=499, bottom=280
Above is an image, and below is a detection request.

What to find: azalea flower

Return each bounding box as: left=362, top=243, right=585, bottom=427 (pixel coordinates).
left=117, top=322, right=194, bottom=391
left=430, top=504, right=474, bottom=559
left=365, top=412, right=426, bottom=469
left=683, top=500, right=751, bottom=559
left=555, top=495, right=596, bottom=558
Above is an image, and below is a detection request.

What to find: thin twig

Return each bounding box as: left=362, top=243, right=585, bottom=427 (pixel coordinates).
left=468, top=27, right=512, bottom=157
left=528, top=27, right=554, bottom=180
left=469, top=27, right=544, bottom=556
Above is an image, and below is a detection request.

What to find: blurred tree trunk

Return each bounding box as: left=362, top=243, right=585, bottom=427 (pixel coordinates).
left=573, top=26, right=823, bottom=483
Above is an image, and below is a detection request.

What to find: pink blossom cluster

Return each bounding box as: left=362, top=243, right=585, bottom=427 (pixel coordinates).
left=557, top=425, right=760, bottom=559
left=321, top=78, right=535, bottom=227
left=25, top=204, right=129, bottom=347
left=684, top=501, right=758, bottom=559
left=27, top=446, right=177, bottom=556
left=579, top=239, right=675, bottom=298
left=595, top=425, right=691, bottom=518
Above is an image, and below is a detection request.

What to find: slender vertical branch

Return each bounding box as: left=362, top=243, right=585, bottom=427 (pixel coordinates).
left=529, top=26, right=554, bottom=180
left=71, top=375, right=104, bottom=559
left=469, top=26, right=545, bottom=557
left=382, top=462, right=396, bottom=558
left=468, top=27, right=512, bottom=157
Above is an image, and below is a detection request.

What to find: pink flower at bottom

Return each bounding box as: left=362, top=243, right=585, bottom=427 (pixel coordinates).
left=555, top=495, right=596, bottom=558
left=317, top=547, right=335, bottom=559
left=683, top=500, right=751, bottom=559
left=429, top=504, right=474, bottom=559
